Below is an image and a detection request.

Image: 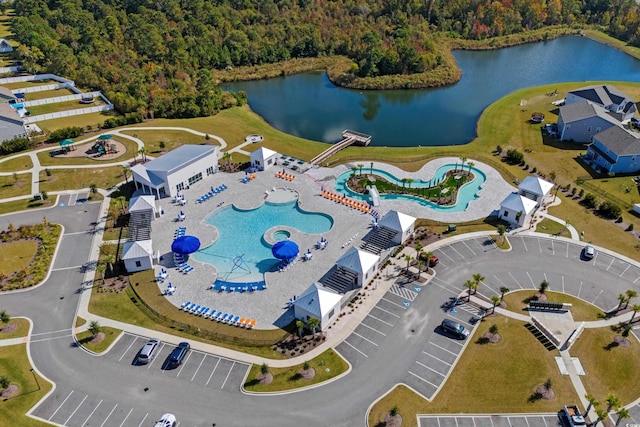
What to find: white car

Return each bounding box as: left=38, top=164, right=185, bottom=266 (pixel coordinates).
left=584, top=245, right=595, bottom=259
left=154, top=413, right=176, bottom=427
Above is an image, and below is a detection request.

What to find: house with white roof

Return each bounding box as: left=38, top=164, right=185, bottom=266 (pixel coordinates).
left=498, top=193, right=538, bottom=227
left=518, top=176, right=554, bottom=206
left=293, top=282, right=343, bottom=330
left=377, top=210, right=415, bottom=244
left=565, top=84, right=637, bottom=122
left=131, top=145, right=219, bottom=198
left=122, top=240, right=154, bottom=273
left=335, top=246, right=380, bottom=289
left=250, top=147, right=278, bottom=171
left=129, top=194, right=158, bottom=219
left=0, top=39, right=12, bottom=53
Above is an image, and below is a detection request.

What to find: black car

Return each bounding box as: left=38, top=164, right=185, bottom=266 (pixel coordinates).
left=168, top=342, right=190, bottom=366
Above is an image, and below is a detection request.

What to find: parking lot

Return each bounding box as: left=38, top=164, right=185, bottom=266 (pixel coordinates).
left=418, top=413, right=564, bottom=427
left=32, top=333, right=250, bottom=427
left=627, top=400, right=640, bottom=425
left=57, top=191, right=91, bottom=207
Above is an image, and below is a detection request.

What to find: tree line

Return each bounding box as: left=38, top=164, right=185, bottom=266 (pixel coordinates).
left=10, top=0, right=640, bottom=119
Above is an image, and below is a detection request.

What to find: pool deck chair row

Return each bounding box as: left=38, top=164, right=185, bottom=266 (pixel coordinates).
left=178, top=302, right=256, bottom=328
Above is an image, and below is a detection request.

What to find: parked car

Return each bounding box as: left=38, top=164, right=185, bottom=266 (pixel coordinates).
left=137, top=338, right=159, bottom=365
left=583, top=245, right=595, bottom=259
left=441, top=319, right=470, bottom=340
left=153, top=413, right=177, bottom=427
left=428, top=255, right=439, bottom=267
left=630, top=117, right=639, bottom=126
left=562, top=405, right=586, bottom=426
left=168, top=342, right=190, bottom=366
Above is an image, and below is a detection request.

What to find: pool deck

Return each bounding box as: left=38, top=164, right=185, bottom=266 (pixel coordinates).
left=152, top=158, right=515, bottom=329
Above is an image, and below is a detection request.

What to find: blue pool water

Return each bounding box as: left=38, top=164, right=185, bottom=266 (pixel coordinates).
left=10, top=103, right=24, bottom=109
left=335, top=165, right=486, bottom=212
left=193, top=201, right=333, bottom=283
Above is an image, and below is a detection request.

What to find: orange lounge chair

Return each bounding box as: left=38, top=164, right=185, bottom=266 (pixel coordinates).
left=238, top=317, right=246, bottom=327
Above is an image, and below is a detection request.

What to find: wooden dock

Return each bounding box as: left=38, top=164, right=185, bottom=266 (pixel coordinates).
left=310, top=129, right=372, bottom=166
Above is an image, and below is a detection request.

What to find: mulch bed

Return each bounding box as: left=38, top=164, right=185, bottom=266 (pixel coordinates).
left=300, top=368, right=315, bottom=380
left=258, top=373, right=273, bottom=385
left=535, top=385, right=555, bottom=400
left=0, top=322, right=19, bottom=334
left=482, top=332, right=502, bottom=344
left=0, top=384, right=18, bottom=399
left=613, top=335, right=631, bottom=347
left=90, top=332, right=105, bottom=344
left=384, top=413, right=403, bottom=427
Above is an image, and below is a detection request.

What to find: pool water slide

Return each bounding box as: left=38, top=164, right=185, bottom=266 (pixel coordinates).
left=367, top=185, right=381, bottom=207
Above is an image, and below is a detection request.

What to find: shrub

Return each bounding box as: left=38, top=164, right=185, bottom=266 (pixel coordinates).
left=531, top=167, right=537, bottom=173
left=505, top=149, right=524, bottom=165
left=598, top=201, right=622, bottom=219
left=583, top=193, right=597, bottom=208
left=627, top=224, right=634, bottom=231
left=49, top=126, right=84, bottom=142
left=0, top=375, right=9, bottom=389
left=578, top=188, right=585, bottom=198
left=0, top=137, right=32, bottom=155
left=616, top=216, right=623, bottom=223
left=571, top=187, right=577, bottom=196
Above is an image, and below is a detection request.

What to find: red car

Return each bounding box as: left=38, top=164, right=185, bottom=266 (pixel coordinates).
left=428, top=255, right=439, bottom=267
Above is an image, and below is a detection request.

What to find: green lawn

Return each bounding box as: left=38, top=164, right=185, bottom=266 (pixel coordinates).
left=120, top=129, right=210, bottom=154
left=28, top=99, right=106, bottom=117
left=1, top=79, right=57, bottom=90
left=0, top=13, right=15, bottom=41
left=38, top=167, right=124, bottom=192
left=535, top=218, right=570, bottom=237
left=0, top=174, right=33, bottom=199
left=0, top=199, right=54, bottom=215
left=0, top=156, right=33, bottom=173
left=491, top=234, right=511, bottom=250
left=0, top=318, right=31, bottom=339
left=75, top=316, right=86, bottom=328
left=23, top=88, right=75, bottom=101
left=368, top=317, right=580, bottom=427
left=37, top=111, right=119, bottom=132
left=570, top=327, right=640, bottom=406
left=243, top=349, right=348, bottom=392
left=75, top=326, right=122, bottom=353
left=501, top=290, right=605, bottom=322
left=0, top=344, right=53, bottom=427
left=0, top=240, right=38, bottom=275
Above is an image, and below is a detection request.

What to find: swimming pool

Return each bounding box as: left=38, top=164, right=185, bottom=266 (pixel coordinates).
left=193, top=201, right=333, bottom=283
left=10, top=103, right=24, bottom=109
left=335, top=165, right=486, bottom=212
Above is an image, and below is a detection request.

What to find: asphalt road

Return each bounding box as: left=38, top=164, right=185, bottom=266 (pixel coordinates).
left=2, top=202, right=640, bottom=427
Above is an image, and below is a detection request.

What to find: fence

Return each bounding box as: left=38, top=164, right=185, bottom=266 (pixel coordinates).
left=10, top=82, right=76, bottom=94
left=0, top=73, right=74, bottom=86
left=0, top=66, right=23, bottom=74
left=578, top=180, right=632, bottom=210
left=23, top=104, right=113, bottom=124
left=24, top=91, right=104, bottom=107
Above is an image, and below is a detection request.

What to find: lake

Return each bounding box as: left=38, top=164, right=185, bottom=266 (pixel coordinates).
left=225, top=36, right=640, bottom=147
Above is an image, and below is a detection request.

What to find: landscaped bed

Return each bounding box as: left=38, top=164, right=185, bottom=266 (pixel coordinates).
left=501, top=290, right=604, bottom=322
left=76, top=326, right=122, bottom=353
left=0, top=318, right=30, bottom=339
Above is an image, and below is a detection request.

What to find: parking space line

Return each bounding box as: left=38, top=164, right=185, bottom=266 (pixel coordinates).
left=137, top=413, right=149, bottom=427
left=447, top=315, right=472, bottom=327
left=119, top=336, right=138, bottom=362
left=119, top=408, right=134, bottom=427
left=64, top=394, right=87, bottom=425
left=437, top=249, right=456, bottom=262
left=537, top=238, right=543, bottom=252
left=492, top=274, right=507, bottom=288
left=578, top=281, right=583, bottom=297
left=620, top=265, right=630, bottom=277
left=449, top=245, right=465, bottom=259
left=359, top=322, right=386, bottom=336
left=429, top=341, right=458, bottom=356
left=381, top=297, right=406, bottom=310
left=148, top=343, right=165, bottom=369
left=606, top=257, right=615, bottom=271
left=343, top=340, right=368, bottom=358
left=100, top=404, right=118, bottom=427
left=462, top=241, right=476, bottom=256
left=422, top=351, right=451, bottom=366
left=408, top=371, right=438, bottom=388
left=352, top=331, right=379, bottom=346
left=220, top=361, right=235, bottom=389
left=508, top=272, right=523, bottom=289
left=206, top=358, right=221, bottom=386
left=634, top=275, right=640, bottom=284
left=542, top=416, right=549, bottom=426
left=566, top=243, right=569, bottom=258
left=176, top=352, right=193, bottom=377
left=367, top=314, right=393, bottom=327
left=526, top=271, right=535, bottom=287
left=472, top=416, right=477, bottom=427
left=374, top=305, right=401, bottom=318
left=520, top=237, right=528, bottom=251
left=191, top=354, right=207, bottom=381
left=49, top=390, right=74, bottom=420
left=592, top=252, right=598, bottom=265
left=415, top=360, right=445, bottom=376
left=592, top=289, right=603, bottom=305
left=82, top=399, right=102, bottom=426
left=524, top=416, right=531, bottom=427
left=551, top=240, right=555, bottom=255
left=562, top=276, right=565, bottom=293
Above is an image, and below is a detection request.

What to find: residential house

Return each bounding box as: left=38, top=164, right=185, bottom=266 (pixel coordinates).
left=557, top=101, right=619, bottom=142
left=0, top=103, right=28, bottom=144
left=565, top=84, right=637, bottom=122
left=0, top=39, right=12, bottom=53
left=131, top=145, right=219, bottom=198
left=586, top=126, right=640, bottom=174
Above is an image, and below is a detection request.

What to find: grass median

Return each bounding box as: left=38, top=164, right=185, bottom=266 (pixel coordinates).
left=368, top=316, right=580, bottom=427
left=0, top=318, right=31, bottom=339
left=0, top=199, right=54, bottom=215
left=75, top=326, right=122, bottom=353
left=38, top=167, right=123, bottom=192
left=0, top=174, right=33, bottom=199
left=502, top=290, right=605, bottom=322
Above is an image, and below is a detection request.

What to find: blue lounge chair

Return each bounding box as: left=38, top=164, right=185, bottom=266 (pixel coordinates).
left=206, top=310, right=216, bottom=320
left=191, top=305, right=201, bottom=314
left=186, top=303, right=196, bottom=312
left=200, top=307, right=209, bottom=317
left=182, top=265, right=194, bottom=274
left=232, top=316, right=240, bottom=326
left=180, top=301, right=191, bottom=310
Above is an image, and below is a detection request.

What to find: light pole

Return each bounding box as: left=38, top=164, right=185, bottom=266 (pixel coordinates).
left=29, top=369, right=40, bottom=391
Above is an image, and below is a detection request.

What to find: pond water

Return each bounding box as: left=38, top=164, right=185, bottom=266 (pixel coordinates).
left=225, top=36, right=640, bottom=147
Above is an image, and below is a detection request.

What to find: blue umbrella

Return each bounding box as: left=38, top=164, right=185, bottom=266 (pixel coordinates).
left=272, top=240, right=299, bottom=261
left=172, top=235, right=201, bottom=254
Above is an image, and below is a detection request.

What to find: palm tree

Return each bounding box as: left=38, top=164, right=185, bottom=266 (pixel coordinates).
left=96, top=263, right=106, bottom=282
left=606, top=393, right=621, bottom=411
left=629, top=303, right=640, bottom=323
left=138, top=147, right=146, bottom=162
left=617, top=293, right=627, bottom=309
left=539, top=280, right=549, bottom=294
left=122, top=167, right=130, bottom=183
left=296, top=320, right=305, bottom=339
left=499, top=286, right=510, bottom=301
left=307, top=317, right=320, bottom=339
left=104, top=254, right=115, bottom=276
left=515, top=210, right=523, bottom=225
left=497, top=224, right=506, bottom=244
left=594, top=409, right=609, bottom=426
left=584, top=393, right=599, bottom=413
left=357, top=163, right=364, bottom=176
left=414, top=241, right=423, bottom=260
left=459, top=156, right=467, bottom=171
left=370, top=162, right=374, bottom=174
left=116, top=196, right=126, bottom=214
left=615, top=407, right=630, bottom=426
left=89, top=183, right=98, bottom=196
left=404, top=255, right=413, bottom=273
left=407, top=178, right=414, bottom=190
left=472, top=273, right=485, bottom=293
left=222, top=152, right=232, bottom=167
left=0, top=309, right=10, bottom=324
left=464, top=279, right=475, bottom=301
left=401, top=178, right=408, bottom=189
left=260, top=363, right=269, bottom=376
left=491, top=295, right=501, bottom=314
left=350, top=166, right=357, bottom=178
left=467, top=161, right=475, bottom=174
left=624, top=289, right=637, bottom=308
